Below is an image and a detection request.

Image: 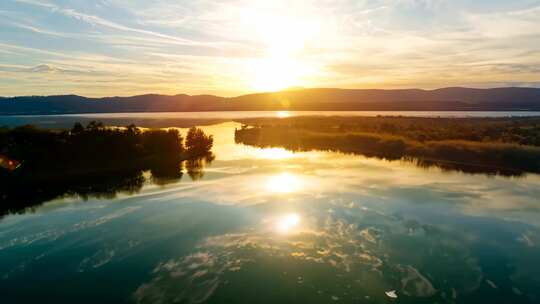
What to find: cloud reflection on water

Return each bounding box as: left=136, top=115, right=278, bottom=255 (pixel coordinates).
left=1, top=122, right=540, bottom=303
left=130, top=123, right=540, bottom=303
left=133, top=201, right=486, bottom=303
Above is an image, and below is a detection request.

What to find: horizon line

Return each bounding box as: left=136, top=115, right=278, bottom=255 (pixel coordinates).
left=2, top=86, right=540, bottom=99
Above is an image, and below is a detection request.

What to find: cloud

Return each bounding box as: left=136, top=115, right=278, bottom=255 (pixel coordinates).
left=2, top=0, right=540, bottom=96
left=23, top=64, right=106, bottom=76
left=465, top=5, right=540, bottom=38
left=27, top=64, right=60, bottom=73
left=0, top=42, right=71, bottom=58
left=13, top=0, right=221, bottom=47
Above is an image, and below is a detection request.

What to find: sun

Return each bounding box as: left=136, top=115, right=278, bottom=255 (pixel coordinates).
left=249, top=57, right=303, bottom=92
left=240, top=4, right=321, bottom=92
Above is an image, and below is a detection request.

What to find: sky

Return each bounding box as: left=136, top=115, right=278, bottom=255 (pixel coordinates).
left=1, top=0, right=540, bottom=97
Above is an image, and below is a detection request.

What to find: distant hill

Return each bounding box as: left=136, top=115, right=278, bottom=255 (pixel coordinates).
left=1, top=87, right=540, bottom=115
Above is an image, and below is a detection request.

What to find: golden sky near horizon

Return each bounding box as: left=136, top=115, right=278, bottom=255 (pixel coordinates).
left=1, top=0, right=540, bottom=97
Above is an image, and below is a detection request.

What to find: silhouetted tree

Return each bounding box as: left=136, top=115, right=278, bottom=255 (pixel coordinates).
left=142, top=129, right=183, bottom=163
left=86, top=120, right=104, bottom=131
left=185, top=127, right=213, bottom=157
left=185, top=154, right=215, bottom=181
left=0, top=121, right=215, bottom=216
left=126, top=124, right=141, bottom=136
left=71, top=122, right=84, bottom=134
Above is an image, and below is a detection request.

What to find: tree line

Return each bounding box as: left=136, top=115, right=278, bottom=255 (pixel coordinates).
left=0, top=122, right=214, bottom=216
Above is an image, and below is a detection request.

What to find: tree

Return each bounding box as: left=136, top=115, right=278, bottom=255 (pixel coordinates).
left=86, top=121, right=104, bottom=131
left=125, top=124, right=141, bottom=136
left=185, top=127, right=213, bottom=157
left=71, top=122, right=84, bottom=134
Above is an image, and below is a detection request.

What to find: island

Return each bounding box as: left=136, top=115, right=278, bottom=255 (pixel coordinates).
left=0, top=122, right=214, bottom=216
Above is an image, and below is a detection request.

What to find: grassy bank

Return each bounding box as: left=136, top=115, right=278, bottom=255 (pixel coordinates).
left=235, top=116, right=540, bottom=176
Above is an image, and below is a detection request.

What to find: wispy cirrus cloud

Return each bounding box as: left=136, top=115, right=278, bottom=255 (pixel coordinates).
left=12, top=0, right=218, bottom=47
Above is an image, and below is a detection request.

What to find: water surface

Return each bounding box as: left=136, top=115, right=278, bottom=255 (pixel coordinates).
left=1, top=122, right=539, bottom=303
left=2, top=110, right=540, bottom=129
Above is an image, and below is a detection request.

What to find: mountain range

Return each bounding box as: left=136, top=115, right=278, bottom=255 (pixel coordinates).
left=1, top=87, right=540, bottom=115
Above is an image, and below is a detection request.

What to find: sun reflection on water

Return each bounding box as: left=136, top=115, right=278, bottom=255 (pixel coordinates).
left=266, top=172, right=304, bottom=193
left=255, top=147, right=295, bottom=160
left=275, top=213, right=301, bottom=234
left=276, top=111, right=291, bottom=118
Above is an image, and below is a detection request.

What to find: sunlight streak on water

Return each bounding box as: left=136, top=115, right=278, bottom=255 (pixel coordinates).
left=276, top=111, right=291, bottom=118
left=275, top=213, right=301, bottom=234
left=2, top=122, right=540, bottom=303
left=266, top=172, right=304, bottom=193
left=254, top=147, right=295, bottom=160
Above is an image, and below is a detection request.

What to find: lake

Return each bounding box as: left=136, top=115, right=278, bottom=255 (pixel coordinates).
left=2, top=110, right=540, bottom=129
left=1, top=116, right=540, bottom=303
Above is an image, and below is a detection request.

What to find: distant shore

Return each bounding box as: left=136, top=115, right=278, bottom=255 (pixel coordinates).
left=1, top=111, right=540, bottom=131
left=2, top=87, right=540, bottom=115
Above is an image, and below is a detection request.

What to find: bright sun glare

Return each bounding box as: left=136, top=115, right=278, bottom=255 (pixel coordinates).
left=255, top=147, right=295, bottom=160
left=266, top=172, right=303, bottom=193
left=276, top=111, right=290, bottom=118
left=275, top=213, right=301, bottom=234
left=241, top=4, right=320, bottom=92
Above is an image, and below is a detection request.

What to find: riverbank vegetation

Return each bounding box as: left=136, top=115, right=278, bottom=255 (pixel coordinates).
left=235, top=116, right=540, bottom=176
left=0, top=122, right=214, bottom=215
